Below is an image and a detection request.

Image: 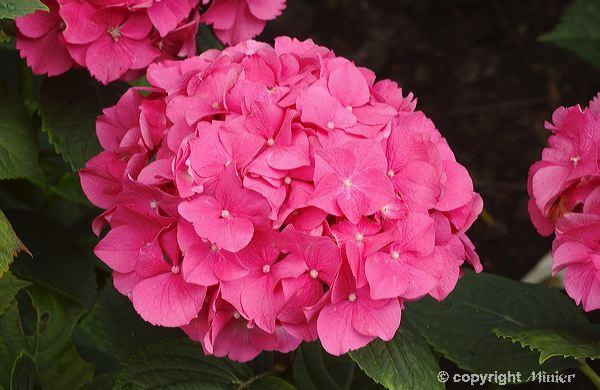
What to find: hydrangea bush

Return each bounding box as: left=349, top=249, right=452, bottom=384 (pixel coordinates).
left=528, top=94, right=600, bottom=311
left=15, top=0, right=285, bottom=84
left=80, top=37, right=483, bottom=361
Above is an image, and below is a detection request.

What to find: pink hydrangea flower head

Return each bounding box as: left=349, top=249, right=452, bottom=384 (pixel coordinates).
left=15, top=0, right=285, bottom=84
left=528, top=93, right=600, bottom=311
left=80, top=36, right=482, bottom=360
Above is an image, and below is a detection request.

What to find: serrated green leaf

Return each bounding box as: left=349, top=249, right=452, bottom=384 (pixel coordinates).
left=10, top=350, right=37, bottom=390
left=25, top=284, right=93, bottom=390
left=7, top=210, right=96, bottom=307
left=76, top=283, right=180, bottom=361
left=38, top=71, right=127, bottom=169
left=0, top=284, right=93, bottom=390
left=540, top=0, right=600, bottom=68
left=405, top=271, right=586, bottom=381
left=349, top=324, right=442, bottom=390
left=350, top=369, right=385, bottom=390
left=0, top=211, right=29, bottom=278
left=0, top=0, right=47, bottom=20
left=494, top=323, right=600, bottom=363
left=114, top=338, right=254, bottom=389
left=0, top=81, right=38, bottom=179
left=293, top=342, right=355, bottom=390
left=0, top=272, right=30, bottom=316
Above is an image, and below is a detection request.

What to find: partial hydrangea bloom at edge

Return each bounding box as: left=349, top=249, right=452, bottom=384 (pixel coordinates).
left=80, top=36, right=483, bottom=361
left=15, top=0, right=286, bottom=84
left=528, top=93, right=600, bottom=311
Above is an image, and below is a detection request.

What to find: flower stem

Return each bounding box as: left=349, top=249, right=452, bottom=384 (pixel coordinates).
left=579, top=359, right=600, bottom=389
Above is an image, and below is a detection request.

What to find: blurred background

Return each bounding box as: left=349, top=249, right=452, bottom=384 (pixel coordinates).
left=261, top=0, right=600, bottom=281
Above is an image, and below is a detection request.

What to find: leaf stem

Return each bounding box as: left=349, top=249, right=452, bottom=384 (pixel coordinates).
left=578, top=358, right=600, bottom=389
left=236, top=365, right=285, bottom=389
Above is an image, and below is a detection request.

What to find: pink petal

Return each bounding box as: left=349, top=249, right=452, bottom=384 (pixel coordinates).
left=132, top=272, right=206, bottom=327
left=317, top=301, right=374, bottom=355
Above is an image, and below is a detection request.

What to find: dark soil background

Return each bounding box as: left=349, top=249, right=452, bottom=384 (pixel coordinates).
left=261, top=0, right=600, bottom=281
left=260, top=1, right=600, bottom=388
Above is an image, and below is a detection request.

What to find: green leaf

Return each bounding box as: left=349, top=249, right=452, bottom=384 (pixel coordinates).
left=38, top=70, right=127, bottom=169
left=76, top=283, right=180, bottom=361
left=34, top=152, right=91, bottom=206
left=495, top=323, right=600, bottom=363
left=293, top=342, right=355, bottom=390
left=25, top=284, right=93, bottom=390
left=0, top=285, right=93, bottom=390
left=0, top=81, right=38, bottom=179
left=7, top=210, right=96, bottom=307
left=0, top=211, right=29, bottom=278
left=0, top=0, right=47, bottom=19
left=350, top=370, right=385, bottom=390
left=405, top=271, right=586, bottom=379
left=0, top=272, right=30, bottom=316
left=540, top=0, right=600, bottom=68
left=349, top=324, right=442, bottom=390
left=0, top=303, right=31, bottom=388
left=114, top=338, right=254, bottom=389
left=196, top=24, right=223, bottom=52
left=10, top=350, right=38, bottom=390
left=247, top=376, right=296, bottom=390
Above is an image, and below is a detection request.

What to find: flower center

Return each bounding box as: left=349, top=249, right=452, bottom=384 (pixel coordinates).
left=571, top=155, right=581, bottom=166
left=262, top=264, right=271, bottom=273
left=267, top=138, right=275, bottom=146
left=171, top=265, right=180, bottom=274
left=233, top=311, right=241, bottom=319
left=211, top=244, right=218, bottom=252
left=309, top=269, right=319, bottom=279
left=108, top=26, right=121, bottom=41
left=346, top=105, right=353, bottom=112
left=348, top=293, right=357, bottom=302
left=355, top=232, right=364, bottom=242
left=343, top=178, right=352, bottom=188
left=212, top=101, right=220, bottom=110
left=221, top=209, right=231, bottom=218
left=326, top=121, right=335, bottom=129
left=391, top=251, right=400, bottom=260
left=387, top=169, right=395, bottom=178
left=150, top=200, right=158, bottom=209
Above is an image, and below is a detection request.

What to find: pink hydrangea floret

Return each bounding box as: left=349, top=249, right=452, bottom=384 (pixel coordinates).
left=15, top=0, right=286, bottom=84
left=528, top=93, right=600, bottom=311
left=80, top=37, right=483, bottom=360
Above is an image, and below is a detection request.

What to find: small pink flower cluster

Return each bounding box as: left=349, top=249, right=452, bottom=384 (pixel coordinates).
left=15, top=0, right=285, bottom=84
left=80, top=37, right=482, bottom=361
left=528, top=93, right=600, bottom=312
